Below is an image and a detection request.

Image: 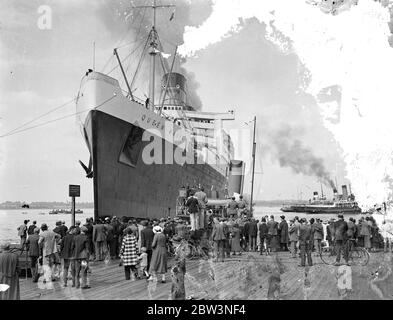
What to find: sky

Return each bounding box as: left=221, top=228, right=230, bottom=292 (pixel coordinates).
left=0, top=0, right=392, bottom=208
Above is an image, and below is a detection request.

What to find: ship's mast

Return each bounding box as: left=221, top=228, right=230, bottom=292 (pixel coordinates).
left=132, top=0, right=175, bottom=110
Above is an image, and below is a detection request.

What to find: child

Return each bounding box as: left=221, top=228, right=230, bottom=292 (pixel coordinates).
left=137, top=247, right=149, bottom=279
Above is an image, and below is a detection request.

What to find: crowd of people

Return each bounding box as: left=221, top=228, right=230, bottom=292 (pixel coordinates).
left=1, top=193, right=392, bottom=300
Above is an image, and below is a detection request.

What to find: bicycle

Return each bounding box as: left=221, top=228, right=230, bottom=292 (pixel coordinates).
left=320, top=239, right=370, bottom=266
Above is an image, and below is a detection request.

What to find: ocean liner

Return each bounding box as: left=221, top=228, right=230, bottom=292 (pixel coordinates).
left=76, top=2, right=241, bottom=220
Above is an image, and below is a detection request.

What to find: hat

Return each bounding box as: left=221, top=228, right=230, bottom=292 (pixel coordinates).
left=338, top=214, right=344, bottom=219
left=141, top=247, right=147, bottom=252
left=105, top=217, right=110, bottom=221
left=41, top=223, right=48, bottom=230
left=0, top=243, right=11, bottom=251
left=34, top=228, right=40, bottom=234
left=80, top=226, right=88, bottom=233
left=141, top=220, right=148, bottom=226
left=153, top=226, right=162, bottom=233
left=280, top=215, right=285, bottom=219
left=56, top=221, right=62, bottom=226
left=76, top=220, right=81, bottom=225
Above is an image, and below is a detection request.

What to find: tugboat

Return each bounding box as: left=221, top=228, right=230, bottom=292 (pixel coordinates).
left=281, top=185, right=362, bottom=214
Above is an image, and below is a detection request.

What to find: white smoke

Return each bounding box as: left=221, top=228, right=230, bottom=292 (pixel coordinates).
left=179, top=0, right=393, bottom=211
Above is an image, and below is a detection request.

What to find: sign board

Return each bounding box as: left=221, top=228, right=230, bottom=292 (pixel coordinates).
left=69, top=185, right=80, bottom=197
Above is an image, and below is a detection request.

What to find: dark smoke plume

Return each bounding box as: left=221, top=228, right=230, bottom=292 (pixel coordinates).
left=97, top=0, right=213, bottom=110
left=264, top=123, right=335, bottom=188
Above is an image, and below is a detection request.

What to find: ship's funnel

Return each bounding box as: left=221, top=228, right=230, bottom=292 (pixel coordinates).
left=342, top=185, right=348, bottom=200
left=333, top=188, right=338, bottom=200
left=313, top=191, right=319, bottom=200
left=160, top=72, right=187, bottom=107
left=228, top=160, right=245, bottom=197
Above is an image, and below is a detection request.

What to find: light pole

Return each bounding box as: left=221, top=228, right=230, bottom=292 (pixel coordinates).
left=245, top=117, right=257, bottom=216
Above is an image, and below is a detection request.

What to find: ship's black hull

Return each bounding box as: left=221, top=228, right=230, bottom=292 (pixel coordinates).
left=85, top=110, right=228, bottom=220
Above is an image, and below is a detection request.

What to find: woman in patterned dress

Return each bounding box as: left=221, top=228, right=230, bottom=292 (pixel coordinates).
left=120, top=228, right=138, bottom=280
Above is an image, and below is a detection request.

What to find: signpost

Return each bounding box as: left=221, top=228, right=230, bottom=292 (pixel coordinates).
left=69, top=185, right=80, bottom=226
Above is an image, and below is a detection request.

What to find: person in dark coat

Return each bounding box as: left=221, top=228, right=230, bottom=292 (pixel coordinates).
left=0, top=243, right=20, bottom=300
left=313, top=218, right=324, bottom=255
left=298, top=219, right=313, bottom=267
left=83, top=218, right=94, bottom=261
left=148, top=226, right=168, bottom=283
left=105, top=220, right=116, bottom=259
left=267, top=215, right=279, bottom=253
left=248, top=218, right=258, bottom=251
left=212, top=218, right=227, bottom=262
left=230, top=224, right=242, bottom=255
left=288, top=219, right=299, bottom=258
left=356, top=218, right=364, bottom=247
left=93, top=220, right=107, bottom=261
left=185, top=191, right=200, bottom=231
left=326, top=218, right=335, bottom=247
left=278, top=216, right=289, bottom=251
left=333, top=214, right=349, bottom=266
left=60, top=226, right=75, bottom=287
left=25, top=228, right=41, bottom=282
left=54, top=221, right=66, bottom=239
left=17, top=220, right=29, bottom=247
left=259, top=218, right=269, bottom=255
left=72, top=227, right=90, bottom=289
left=141, top=222, right=155, bottom=272
left=27, top=221, right=37, bottom=236
left=309, top=218, right=315, bottom=252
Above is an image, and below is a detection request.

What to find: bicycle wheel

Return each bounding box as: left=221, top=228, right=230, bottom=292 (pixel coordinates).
left=349, top=247, right=369, bottom=266
left=320, top=246, right=337, bottom=265
left=176, top=241, right=193, bottom=259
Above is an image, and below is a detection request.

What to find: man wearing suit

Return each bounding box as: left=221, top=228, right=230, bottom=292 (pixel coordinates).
left=212, top=218, right=227, bottom=262
left=298, top=218, right=313, bottom=267
left=38, top=223, right=61, bottom=282
left=194, top=187, right=208, bottom=230
left=25, top=228, right=40, bottom=282
left=93, top=220, right=107, bottom=261
left=288, top=219, right=299, bottom=258
left=140, top=222, right=155, bottom=272
left=267, top=215, right=279, bottom=253
left=333, top=214, right=349, bottom=266
left=313, top=218, right=324, bottom=255
left=185, top=191, right=200, bottom=231
left=259, top=218, right=269, bottom=255
left=248, top=218, right=258, bottom=252
left=60, top=226, right=75, bottom=287
left=72, top=227, right=90, bottom=289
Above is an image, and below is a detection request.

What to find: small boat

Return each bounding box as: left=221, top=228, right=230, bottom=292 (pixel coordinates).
left=48, top=210, right=58, bottom=215
left=21, top=212, right=28, bottom=214
left=63, top=209, right=84, bottom=214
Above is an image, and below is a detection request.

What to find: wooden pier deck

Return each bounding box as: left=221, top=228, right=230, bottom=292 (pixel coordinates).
left=20, top=251, right=393, bottom=300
